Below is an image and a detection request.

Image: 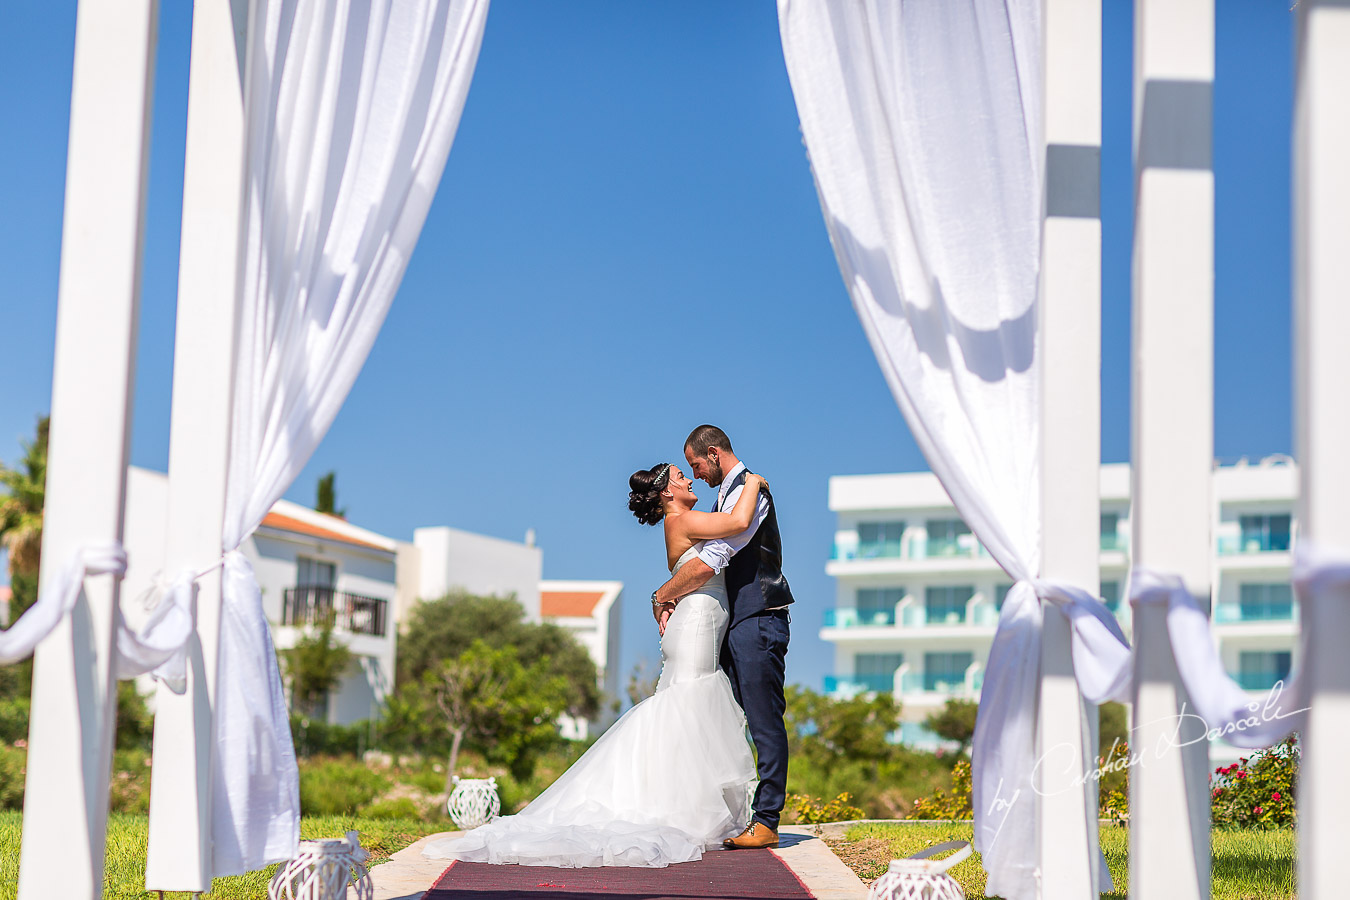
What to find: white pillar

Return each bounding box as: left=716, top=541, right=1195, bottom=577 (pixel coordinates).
left=1294, top=3, right=1350, bottom=898
left=16, top=2, right=159, bottom=898
left=143, top=0, right=249, bottom=891
left=1129, top=2, right=1214, bottom=899
left=1037, top=2, right=1103, bottom=898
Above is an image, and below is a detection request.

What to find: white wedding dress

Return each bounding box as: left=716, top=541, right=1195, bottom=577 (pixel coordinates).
left=422, top=545, right=757, bottom=868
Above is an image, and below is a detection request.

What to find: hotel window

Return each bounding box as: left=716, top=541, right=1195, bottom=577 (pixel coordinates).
left=297, top=556, right=336, bottom=589
left=1100, top=512, right=1123, bottom=550
left=1237, top=650, right=1292, bottom=691
left=1238, top=583, right=1294, bottom=620
left=924, top=651, right=974, bottom=691
left=857, top=521, right=905, bottom=558
left=1238, top=514, right=1292, bottom=553
left=856, top=653, right=904, bottom=692
left=926, top=585, right=972, bottom=624
left=926, top=518, right=972, bottom=556
left=1100, top=581, right=1121, bottom=613
left=856, top=588, right=904, bottom=625
left=995, top=583, right=1013, bottom=610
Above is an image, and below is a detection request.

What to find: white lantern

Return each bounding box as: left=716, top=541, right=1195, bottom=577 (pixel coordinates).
left=447, top=775, right=501, bottom=830
left=268, top=830, right=373, bottom=900
left=867, top=840, right=972, bottom=900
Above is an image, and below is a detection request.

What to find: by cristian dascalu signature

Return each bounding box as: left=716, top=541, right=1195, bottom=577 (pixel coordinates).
left=982, top=680, right=1305, bottom=847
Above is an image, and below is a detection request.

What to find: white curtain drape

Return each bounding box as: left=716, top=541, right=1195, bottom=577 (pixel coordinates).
left=778, top=3, right=1129, bottom=897
left=0, top=543, right=126, bottom=664
left=210, top=0, right=489, bottom=875
left=1123, top=562, right=1310, bottom=751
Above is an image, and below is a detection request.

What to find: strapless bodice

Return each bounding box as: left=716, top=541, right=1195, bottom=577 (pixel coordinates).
left=670, top=544, right=728, bottom=601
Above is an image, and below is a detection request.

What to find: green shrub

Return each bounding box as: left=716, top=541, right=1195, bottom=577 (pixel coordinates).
left=108, top=748, right=152, bottom=814
left=298, top=757, right=390, bottom=816
left=290, top=715, right=370, bottom=758
left=909, top=758, right=973, bottom=820
left=360, top=796, right=424, bottom=820
left=0, top=699, right=29, bottom=745
left=1211, top=736, right=1298, bottom=828
left=787, top=791, right=866, bottom=824
left=0, top=744, right=24, bottom=810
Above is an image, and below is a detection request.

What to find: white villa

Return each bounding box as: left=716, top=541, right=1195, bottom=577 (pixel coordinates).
left=823, top=456, right=1299, bottom=757
left=540, top=580, right=624, bottom=739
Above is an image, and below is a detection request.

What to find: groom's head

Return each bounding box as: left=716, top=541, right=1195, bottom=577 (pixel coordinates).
left=684, top=424, right=738, bottom=488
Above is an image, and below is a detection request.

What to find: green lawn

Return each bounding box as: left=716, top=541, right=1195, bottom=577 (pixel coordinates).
left=0, top=812, right=448, bottom=900
left=838, top=822, right=1296, bottom=900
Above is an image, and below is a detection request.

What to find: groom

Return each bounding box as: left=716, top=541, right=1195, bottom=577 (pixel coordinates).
left=652, top=424, right=794, bottom=850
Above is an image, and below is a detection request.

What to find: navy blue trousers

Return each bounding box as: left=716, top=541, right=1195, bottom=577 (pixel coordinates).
left=721, top=609, right=790, bottom=831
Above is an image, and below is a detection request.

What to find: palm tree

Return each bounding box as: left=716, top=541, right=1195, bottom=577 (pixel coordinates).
left=0, top=417, right=47, bottom=620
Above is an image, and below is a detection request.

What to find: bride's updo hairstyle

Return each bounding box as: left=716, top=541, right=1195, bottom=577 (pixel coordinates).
left=628, top=463, right=672, bottom=526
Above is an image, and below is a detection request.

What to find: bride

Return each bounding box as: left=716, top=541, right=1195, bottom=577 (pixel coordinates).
left=422, top=462, right=768, bottom=868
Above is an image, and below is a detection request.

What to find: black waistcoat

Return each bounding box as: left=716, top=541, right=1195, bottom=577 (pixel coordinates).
left=717, top=467, right=795, bottom=626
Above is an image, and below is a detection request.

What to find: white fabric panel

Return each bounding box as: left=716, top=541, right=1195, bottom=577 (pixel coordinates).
left=114, top=570, right=195, bottom=692
left=212, top=0, right=489, bottom=876
left=779, top=3, right=1126, bottom=897
left=0, top=543, right=126, bottom=664
left=1127, top=565, right=1308, bottom=750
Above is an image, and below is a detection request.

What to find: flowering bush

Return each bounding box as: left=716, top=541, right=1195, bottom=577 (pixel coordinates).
left=908, top=759, right=973, bottom=820
left=1210, top=735, right=1298, bottom=828
left=787, top=791, right=867, bottom=824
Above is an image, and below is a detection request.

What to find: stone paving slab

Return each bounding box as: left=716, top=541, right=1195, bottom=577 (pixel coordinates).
left=354, top=827, right=869, bottom=900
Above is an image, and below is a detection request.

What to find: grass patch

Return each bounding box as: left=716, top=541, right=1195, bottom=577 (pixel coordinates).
left=835, top=822, right=1294, bottom=900
left=0, top=811, right=448, bottom=899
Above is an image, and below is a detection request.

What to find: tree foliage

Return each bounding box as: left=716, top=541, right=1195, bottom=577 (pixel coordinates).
left=397, top=592, right=600, bottom=720
left=785, top=685, right=901, bottom=774
left=923, top=698, right=978, bottom=755
left=281, top=613, right=353, bottom=718
left=315, top=471, right=346, bottom=518
left=1, top=416, right=48, bottom=621
left=384, top=640, right=571, bottom=782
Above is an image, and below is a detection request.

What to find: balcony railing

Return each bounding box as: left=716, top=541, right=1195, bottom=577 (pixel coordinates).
left=823, top=674, right=895, bottom=694
left=823, top=608, right=897, bottom=628
left=1217, top=534, right=1293, bottom=555
left=1099, top=533, right=1128, bottom=552
left=282, top=585, right=389, bottom=638
left=900, top=670, right=983, bottom=694
left=825, top=670, right=985, bottom=696
left=825, top=603, right=999, bottom=629
left=830, top=537, right=990, bottom=562
left=1213, top=601, right=1296, bottom=624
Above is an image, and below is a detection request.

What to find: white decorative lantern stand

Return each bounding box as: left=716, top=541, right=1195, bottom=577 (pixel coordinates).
left=447, top=775, right=501, bottom=830
left=268, top=830, right=373, bottom=900
left=868, top=840, right=972, bottom=900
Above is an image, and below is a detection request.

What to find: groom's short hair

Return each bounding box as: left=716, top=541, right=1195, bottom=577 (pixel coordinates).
left=685, top=424, right=733, bottom=457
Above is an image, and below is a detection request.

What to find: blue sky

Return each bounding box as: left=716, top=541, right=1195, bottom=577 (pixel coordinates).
left=0, top=1, right=1293, bottom=695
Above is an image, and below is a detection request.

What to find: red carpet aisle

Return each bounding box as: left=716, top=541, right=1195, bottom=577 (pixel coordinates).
left=424, top=848, right=816, bottom=899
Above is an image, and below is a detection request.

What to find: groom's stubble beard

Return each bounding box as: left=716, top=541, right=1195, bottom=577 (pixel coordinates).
left=707, top=457, right=724, bottom=487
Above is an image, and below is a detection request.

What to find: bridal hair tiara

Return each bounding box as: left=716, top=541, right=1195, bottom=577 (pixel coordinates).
left=653, top=463, right=671, bottom=489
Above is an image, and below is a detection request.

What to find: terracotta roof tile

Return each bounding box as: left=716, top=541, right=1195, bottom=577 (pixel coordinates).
left=541, top=590, right=606, bottom=618
left=259, top=512, right=389, bottom=551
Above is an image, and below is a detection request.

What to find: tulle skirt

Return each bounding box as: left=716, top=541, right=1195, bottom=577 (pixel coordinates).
left=421, top=667, right=756, bottom=868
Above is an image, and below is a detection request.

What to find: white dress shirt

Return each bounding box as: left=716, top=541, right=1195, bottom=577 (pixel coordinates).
left=696, top=461, right=769, bottom=574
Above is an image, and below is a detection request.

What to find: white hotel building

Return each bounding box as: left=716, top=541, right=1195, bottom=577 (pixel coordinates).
left=823, top=457, right=1298, bottom=751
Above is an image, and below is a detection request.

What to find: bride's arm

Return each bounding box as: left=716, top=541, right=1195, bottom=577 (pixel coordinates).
left=673, top=475, right=767, bottom=540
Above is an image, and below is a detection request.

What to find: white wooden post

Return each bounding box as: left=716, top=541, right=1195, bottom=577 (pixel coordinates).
left=1129, top=1, right=1214, bottom=898
left=143, top=0, right=249, bottom=891
left=1037, top=2, right=1102, bottom=898
left=1294, top=3, right=1350, bottom=898
left=16, top=2, right=159, bottom=898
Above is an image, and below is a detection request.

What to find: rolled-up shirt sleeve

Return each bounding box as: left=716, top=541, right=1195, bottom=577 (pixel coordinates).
left=697, top=486, right=770, bottom=574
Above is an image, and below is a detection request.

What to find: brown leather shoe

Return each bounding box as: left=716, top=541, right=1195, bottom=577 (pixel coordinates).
left=722, top=822, right=779, bottom=849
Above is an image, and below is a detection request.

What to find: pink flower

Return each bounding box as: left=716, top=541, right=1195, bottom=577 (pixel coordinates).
left=1255, top=806, right=1264, bottom=815
left=1272, top=792, right=1281, bottom=801
left=1236, top=771, right=1247, bottom=779
left=1212, top=788, right=1223, bottom=798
